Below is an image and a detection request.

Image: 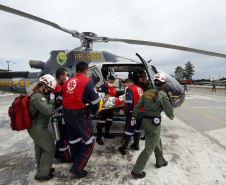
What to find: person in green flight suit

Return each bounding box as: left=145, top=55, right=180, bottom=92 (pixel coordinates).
left=28, top=74, right=57, bottom=181
left=137, top=71, right=152, bottom=92
left=137, top=70, right=153, bottom=140
left=131, top=73, right=174, bottom=179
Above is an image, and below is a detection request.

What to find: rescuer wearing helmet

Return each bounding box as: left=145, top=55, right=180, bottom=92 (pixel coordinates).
left=28, top=74, right=57, bottom=181
left=131, top=73, right=174, bottom=179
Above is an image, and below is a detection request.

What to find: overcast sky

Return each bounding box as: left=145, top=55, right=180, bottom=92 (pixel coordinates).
left=0, top=0, right=226, bottom=80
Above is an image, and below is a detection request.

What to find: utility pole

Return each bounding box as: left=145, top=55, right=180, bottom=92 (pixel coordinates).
left=5, top=61, right=15, bottom=72
left=5, top=61, right=11, bottom=72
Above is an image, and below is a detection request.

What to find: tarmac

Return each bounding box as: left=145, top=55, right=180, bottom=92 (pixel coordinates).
left=0, top=90, right=226, bottom=185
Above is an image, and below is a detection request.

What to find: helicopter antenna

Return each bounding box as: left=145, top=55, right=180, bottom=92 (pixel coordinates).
left=147, top=59, right=152, bottom=63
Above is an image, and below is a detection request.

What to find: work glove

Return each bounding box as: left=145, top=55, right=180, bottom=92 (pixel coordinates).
left=131, top=117, right=136, bottom=126
left=119, top=110, right=124, bottom=115
left=98, top=100, right=103, bottom=112
left=50, top=93, right=55, bottom=100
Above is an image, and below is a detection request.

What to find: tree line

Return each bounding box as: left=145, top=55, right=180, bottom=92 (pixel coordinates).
left=174, top=61, right=195, bottom=82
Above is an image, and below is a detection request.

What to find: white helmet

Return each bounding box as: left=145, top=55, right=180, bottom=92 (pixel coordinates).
left=39, top=74, right=57, bottom=89
left=153, top=73, right=167, bottom=83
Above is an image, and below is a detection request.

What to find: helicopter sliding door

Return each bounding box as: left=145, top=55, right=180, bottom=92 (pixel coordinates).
left=135, top=53, right=185, bottom=108
left=89, top=65, right=104, bottom=88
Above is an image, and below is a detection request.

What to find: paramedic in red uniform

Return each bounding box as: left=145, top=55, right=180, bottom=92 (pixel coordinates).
left=119, top=79, right=144, bottom=155
left=52, top=68, right=71, bottom=163
left=62, top=62, right=100, bottom=178
left=96, top=76, right=117, bottom=145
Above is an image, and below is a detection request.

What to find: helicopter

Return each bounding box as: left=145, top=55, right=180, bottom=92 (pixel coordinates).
left=1, top=4, right=226, bottom=108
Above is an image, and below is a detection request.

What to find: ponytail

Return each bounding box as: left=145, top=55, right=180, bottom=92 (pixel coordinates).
left=152, top=83, right=165, bottom=103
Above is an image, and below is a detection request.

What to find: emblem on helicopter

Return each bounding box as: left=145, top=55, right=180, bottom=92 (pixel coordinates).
left=67, top=79, right=77, bottom=92
left=56, top=52, right=67, bottom=65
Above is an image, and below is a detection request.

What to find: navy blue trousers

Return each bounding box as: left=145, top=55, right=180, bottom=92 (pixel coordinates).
left=96, top=109, right=113, bottom=129
left=64, top=113, right=95, bottom=171
left=55, top=119, right=71, bottom=162
left=122, top=112, right=143, bottom=142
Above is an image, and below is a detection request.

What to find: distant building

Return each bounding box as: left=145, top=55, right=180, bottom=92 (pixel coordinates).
left=0, top=69, right=7, bottom=72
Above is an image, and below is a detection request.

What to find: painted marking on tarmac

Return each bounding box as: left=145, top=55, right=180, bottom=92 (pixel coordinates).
left=205, top=128, right=226, bottom=146
left=192, top=107, right=211, bottom=109
left=191, top=92, right=226, bottom=100
left=182, top=105, right=226, bottom=125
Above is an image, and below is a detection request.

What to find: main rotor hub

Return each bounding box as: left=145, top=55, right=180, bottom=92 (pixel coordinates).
left=80, top=32, right=97, bottom=51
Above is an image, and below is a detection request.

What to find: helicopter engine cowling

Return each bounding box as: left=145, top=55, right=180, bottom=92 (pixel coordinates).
left=29, top=60, right=45, bottom=70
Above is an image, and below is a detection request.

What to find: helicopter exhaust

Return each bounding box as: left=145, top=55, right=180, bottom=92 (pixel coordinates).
left=29, top=60, right=45, bottom=70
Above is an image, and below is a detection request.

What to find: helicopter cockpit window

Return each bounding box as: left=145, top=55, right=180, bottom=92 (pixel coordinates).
left=88, top=70, right=100, bottom=85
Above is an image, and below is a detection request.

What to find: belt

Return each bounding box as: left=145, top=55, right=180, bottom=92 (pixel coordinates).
left=143, top=115, right=155, bottom=119
left=63, top=108, right=90, bottom=117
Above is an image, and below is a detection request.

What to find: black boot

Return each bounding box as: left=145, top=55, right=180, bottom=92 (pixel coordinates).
left=140, top=135, right=145, bottom=140
left=35, top=174, right=54, bottom=181
left=155, top=161, right=168, bottom=168
left=104, top=126, right=115, bottom=139
left=96, top=128, right=104, bottom=145
left=119, top=141, right=129, bottom=155
left=130, top=137, right=140, bottom=150
left=131, top=171, right=146, bottom=179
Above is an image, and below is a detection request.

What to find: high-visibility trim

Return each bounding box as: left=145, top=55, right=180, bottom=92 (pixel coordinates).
left=125, top=100, right=133, bottom=103
left=59, top=145, right=69, bottom=151
left=106, top=118, right=113, bottom=122
left=135, top=129, right=141, bottom=133
left=69, top=138, right=82, bottom=144
left=145, top=95, right=153, bottom=100
left=98, top=120, right=106, bottom=123
left=144, top=92, right=157, bottom=97
left=91, top=97, right=100, bottom=105
left=84, top=136, right=95, bottom=145
left=125, top=131, right=134, bottom=135
left=58, top=96, right=63, bottom=100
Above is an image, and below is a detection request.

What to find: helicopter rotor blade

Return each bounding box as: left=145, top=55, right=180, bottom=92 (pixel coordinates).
left=105, top=38, right=226, bottom=59
left=0, top=4, right=83, bottom=39
left=1, top=4, right=226, bottom=58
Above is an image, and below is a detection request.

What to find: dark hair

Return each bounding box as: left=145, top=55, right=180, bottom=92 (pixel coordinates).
left=76, top=61, right=89, bottom=73
left=139, top=71, right=147, bottom=78
left=108, top=75, right=116, bottom=81
left=152, top=82, right=165, bottom=103
left=124, top=78, right=134, bottom=84
left=56, top=68, right=67, bottom=79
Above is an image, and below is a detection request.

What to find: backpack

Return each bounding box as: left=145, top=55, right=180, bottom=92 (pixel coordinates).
left=8, top=92, right=41, bottom=131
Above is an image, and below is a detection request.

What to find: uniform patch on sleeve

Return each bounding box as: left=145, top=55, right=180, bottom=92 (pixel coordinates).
left=41, top=97, right=46, bottom=101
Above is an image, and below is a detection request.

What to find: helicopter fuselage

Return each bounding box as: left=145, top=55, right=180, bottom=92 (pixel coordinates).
left=0, top=50, right=185, bottom=108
